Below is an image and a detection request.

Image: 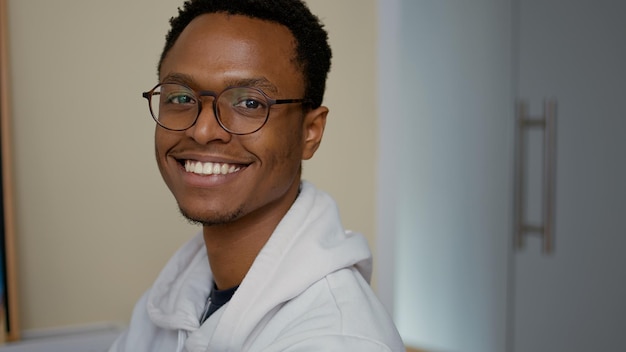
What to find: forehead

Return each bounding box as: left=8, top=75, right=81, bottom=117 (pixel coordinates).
left=159, top=13, right=303, bottom=94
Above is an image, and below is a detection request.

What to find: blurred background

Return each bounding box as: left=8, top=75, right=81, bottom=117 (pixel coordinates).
left=3, top=0, right=625, bottom=351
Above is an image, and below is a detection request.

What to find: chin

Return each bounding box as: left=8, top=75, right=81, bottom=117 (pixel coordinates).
left=178, top=205, right=244, bottom=227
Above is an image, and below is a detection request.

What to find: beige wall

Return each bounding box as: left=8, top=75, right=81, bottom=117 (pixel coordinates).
left=6, top=0, right=377, bottom=330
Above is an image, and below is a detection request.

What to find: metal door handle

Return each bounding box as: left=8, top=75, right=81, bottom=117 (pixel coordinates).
left=513, top=100, right=557, bottom=254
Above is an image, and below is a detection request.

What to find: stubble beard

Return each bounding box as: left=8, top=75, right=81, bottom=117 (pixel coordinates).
left=178, top=205, right=245, bottom=227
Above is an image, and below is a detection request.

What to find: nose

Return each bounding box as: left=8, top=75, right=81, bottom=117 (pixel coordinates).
left=185, top=98, right=232, bottom=144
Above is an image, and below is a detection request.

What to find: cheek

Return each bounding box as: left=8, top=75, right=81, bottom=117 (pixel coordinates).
left=270, top=122, right=304, bottom=162
left=154, top=130, right=177, bottom=173
left=155, top=128, right=175, bottom=154
left=248, top=122, right=304, bottom=178
left=154, top=136, right=166, bottom=165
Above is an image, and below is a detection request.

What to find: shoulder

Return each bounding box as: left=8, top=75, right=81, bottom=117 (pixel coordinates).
left=251, top=268, right=404, bottom=351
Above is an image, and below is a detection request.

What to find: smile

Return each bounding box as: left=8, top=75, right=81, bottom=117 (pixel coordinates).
left=184, top=160, right=243, bottom=175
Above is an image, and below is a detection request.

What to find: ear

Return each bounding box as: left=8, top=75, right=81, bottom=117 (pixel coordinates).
left=301, top=105, right=328, bottom=160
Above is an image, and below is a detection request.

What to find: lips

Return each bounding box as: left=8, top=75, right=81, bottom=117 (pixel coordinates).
left=184, top=160, right=243, bottom=175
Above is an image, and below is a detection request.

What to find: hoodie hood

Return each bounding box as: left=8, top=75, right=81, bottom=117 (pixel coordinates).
left=146, top=181, right=373, bottom=351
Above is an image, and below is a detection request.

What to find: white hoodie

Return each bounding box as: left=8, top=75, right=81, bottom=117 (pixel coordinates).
left=109, top=181, right=404, bottom=351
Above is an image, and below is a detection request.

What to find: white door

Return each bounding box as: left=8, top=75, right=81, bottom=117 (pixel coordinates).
left=512, top=0, right=626, bottom=351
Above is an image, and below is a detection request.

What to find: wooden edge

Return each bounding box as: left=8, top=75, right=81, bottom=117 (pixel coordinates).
left=406, top=347, right=430, bottom=352
left=0, top=0, right=21, bottom=342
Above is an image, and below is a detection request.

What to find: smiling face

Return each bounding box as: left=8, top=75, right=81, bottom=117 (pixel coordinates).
left=156, top=13, right=327, bottom=228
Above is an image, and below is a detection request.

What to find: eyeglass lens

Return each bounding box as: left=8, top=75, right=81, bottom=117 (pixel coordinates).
left=149, top=83, right=271, bottom=133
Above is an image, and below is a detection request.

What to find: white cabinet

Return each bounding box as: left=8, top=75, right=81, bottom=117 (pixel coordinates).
left=512, top=1, right=626, bottom=351
left=377, top=1, right=626, bottom=351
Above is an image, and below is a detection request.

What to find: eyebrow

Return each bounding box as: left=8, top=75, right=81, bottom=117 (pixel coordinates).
left=224, top=77, right=279, bottom=95
left=160, top=73, right=279, bottom=95
left=160, top=72, right=194, bottom=86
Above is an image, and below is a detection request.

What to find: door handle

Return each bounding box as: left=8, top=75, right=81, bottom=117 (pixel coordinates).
left=513, top=100, right=557, bottom=254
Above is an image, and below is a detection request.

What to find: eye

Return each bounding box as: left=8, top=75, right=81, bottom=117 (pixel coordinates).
left=225, top=88, right=267, bottom=109
left=166, top=92, right=196, bottom=105
left=235, top=98, right=264, bottom=110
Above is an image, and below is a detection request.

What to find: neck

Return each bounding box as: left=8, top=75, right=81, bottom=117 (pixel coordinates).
left=203, top=179, right=301, bottom=290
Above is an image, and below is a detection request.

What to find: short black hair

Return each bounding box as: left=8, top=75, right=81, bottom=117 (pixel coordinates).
left=158, top=0, right=332, bottom=109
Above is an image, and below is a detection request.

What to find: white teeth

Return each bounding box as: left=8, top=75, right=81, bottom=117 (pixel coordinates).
left=203, top=162, right=213, bottom=175
left=184, top=160, right=242, bottom=176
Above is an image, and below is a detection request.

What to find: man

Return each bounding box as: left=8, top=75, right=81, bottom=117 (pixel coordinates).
left=110, top=0, right=404, bottom=351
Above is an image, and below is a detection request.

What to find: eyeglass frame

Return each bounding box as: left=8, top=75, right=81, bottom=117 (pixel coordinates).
left=142, top=82, right=311, bottom=135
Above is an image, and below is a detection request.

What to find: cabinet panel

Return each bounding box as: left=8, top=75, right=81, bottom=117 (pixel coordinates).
left=513, top=1, right=626, bottom=351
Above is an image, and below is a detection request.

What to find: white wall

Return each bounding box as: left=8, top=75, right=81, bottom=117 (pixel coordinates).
left=377, top=0, right=513, bottom=351
left=6, top=0, right=377, bottom=330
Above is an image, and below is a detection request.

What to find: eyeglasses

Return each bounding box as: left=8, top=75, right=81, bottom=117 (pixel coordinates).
left=142, top=83, right=309, bottom=135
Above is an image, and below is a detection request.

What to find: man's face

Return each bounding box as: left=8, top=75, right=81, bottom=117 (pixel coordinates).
left=156, top=13, right=325, bottom=226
